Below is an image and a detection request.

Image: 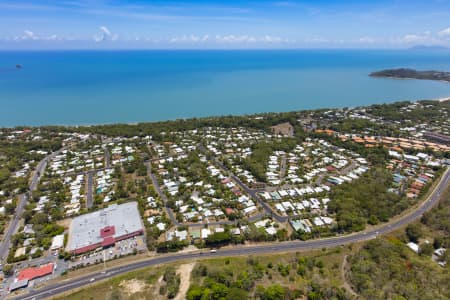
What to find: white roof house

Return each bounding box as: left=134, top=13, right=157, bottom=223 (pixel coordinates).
left=51, top=234, right=65, bottom=251
left=201, top=228, right=211, bottom=239
left=407, top=242, right=419, bottom=253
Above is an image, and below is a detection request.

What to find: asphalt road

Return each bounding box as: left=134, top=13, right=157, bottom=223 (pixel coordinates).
left=145, top=161, right=179, bottom=226
left=0, top=194, right=27, bottom=262
left=14, top=167, right=449, bottom=300
left=104, top=148, right=111, bottom=169
left=197, top=143, right=286, bottom=223
left=85, top=171, right=94, bottom=209
left=0, top=151, right=57, bottom=262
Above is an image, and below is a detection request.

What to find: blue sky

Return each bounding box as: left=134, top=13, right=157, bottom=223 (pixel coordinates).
left=1, top=0, right=450, bottom=49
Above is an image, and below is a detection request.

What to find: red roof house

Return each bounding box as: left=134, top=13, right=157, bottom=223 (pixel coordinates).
left=17, top=263, right=54, bottom=281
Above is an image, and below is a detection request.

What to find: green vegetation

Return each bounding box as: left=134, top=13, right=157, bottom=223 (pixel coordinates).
left=368, top=100, right=450, bottom=124
left=187, top=252, right=350, bottom=300
left=313, top=132, right=390, bottom=165
left=413, top=184, right=450, bottom=265
left=421, top=185, right=450, bottom=251
left=156, top=240, right=189, bottom=253
left=56, top=247, right=352, bottom=300
left=64, top=112, right=304, bottom=141
left=347, top=185, right=450, bottom=299
left=405, top=223, right=423, bottom=243
left=243, top=139, right=298, bottom=182
left=348, top=238, right=449, bottom=299
left=53, top=265, right=163, bottom=300
left=370, top=68, right=450, bottom=82
left=2, top=264, right=14, bottom=276
left=205, top=231, right=232, bottom=247
left=160, top=267, right=181, bottom=299
left=0, top=137, right=62, bottom=221
left=7, top=212, right=65, bottom=263
left=328, top=168, right=403, bottom=232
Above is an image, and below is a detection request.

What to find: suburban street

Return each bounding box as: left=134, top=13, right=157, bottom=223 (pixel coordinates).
left=145, top=161, right=179, bottom=226
left=104, top=147, right=111, bottom=169
left=12, top=167, right=449, bottom=300
left=85, top=171, right=94, bottom=209
left=145, top=157, right=269, bottom=228
left=197, top=143, right=287, bottom=222
left=0, top=150, right=60, bottom=262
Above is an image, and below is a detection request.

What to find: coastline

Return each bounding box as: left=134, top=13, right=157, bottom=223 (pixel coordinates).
left=370, top=75, right=450, bottom=84
left=0, top=98, right=448, bottom=129
left=437, top=96, right=450, bottom=102
left=3, top=50, right=450, bottom=127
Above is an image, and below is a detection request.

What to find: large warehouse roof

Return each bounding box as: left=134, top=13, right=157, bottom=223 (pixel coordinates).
left=68, top=201, right=143, bottom=252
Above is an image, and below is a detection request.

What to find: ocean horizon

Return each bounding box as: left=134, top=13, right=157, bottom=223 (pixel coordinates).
left=1, top=49, right=450, bottom=127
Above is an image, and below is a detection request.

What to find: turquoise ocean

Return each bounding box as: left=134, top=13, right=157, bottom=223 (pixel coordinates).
left=1, top=49, right=450, bottom=127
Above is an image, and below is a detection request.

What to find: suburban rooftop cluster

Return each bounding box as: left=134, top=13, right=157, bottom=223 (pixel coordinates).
left=0, top=100, right=449, bottom=296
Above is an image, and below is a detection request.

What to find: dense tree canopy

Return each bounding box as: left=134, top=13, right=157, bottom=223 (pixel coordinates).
left=328, top=168, right=404, bottom=232
left=349, top=239, right=450, bottom=300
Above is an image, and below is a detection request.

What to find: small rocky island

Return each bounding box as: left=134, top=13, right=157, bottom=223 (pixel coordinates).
left=370, top=68, right=450, bottom=82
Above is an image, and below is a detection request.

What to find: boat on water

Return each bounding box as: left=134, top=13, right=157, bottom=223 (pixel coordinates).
left=16, top=64, right=22, bottom=69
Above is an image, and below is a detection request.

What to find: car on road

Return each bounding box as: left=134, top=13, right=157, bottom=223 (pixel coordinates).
left=89, top=278, right=95, bottom=282
left=210, top=249, right=217, bottom=253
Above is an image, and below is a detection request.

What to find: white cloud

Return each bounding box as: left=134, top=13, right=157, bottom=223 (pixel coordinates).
left=22, top=30, right=39, bottom=40
left=397, top=30, right=437, bottom=44
left=11, top=26, right=450, bottom=49
left=304, top=37, right=329, bottom=43
left=215, top=35, right=251, bottom=43
left=169, top=35, right=205, bottom=43
left=167, top=34, right=290, bottom=45
left=262, top=35, right=283, bottom=43
left=358, top=37, right=376, bottom=44
left=24, top=30, right=34, bottom=37
left=94, top=26, right=119, bottom=42
left=100, top=26, right=111, bottom=36
left=169, top=34, right=250, bottom=44
left=214, top=34, right=288, bottom=44
left=391, top=30, right=450, bottom=47
left=401, top=34, right=427, bottom=43
left=93, top=35, right=102, bottom=42
left=438, top=27, right=450, bottom=36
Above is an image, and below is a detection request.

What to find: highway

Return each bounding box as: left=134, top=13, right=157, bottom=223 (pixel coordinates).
left=0, top=150, right=59, bottom=262
left=13, top=167, right=449, bottom=300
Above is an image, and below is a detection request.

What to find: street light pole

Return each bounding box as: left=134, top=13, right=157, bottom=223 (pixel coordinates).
left=103, top=250, right=106, bottom=270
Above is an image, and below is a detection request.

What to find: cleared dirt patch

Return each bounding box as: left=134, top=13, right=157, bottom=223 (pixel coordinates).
left=174, top=262, right=195, bottom=300
left=56, top=217, right=72, bottom=229
left=119, top=278, right=147, bottom=296
left=149, top=275, right=165, bottom=299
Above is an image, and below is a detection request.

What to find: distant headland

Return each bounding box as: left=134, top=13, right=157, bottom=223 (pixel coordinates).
left=370, top=68, right=450, bottom=82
